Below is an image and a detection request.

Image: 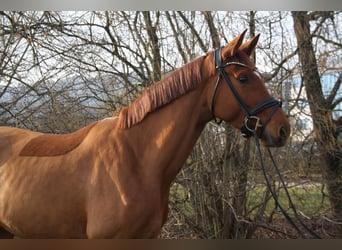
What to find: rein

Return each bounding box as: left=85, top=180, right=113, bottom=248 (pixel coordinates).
left=212, top=47, right=320, bottom=238
left=253, top=132, right=321, bottom=239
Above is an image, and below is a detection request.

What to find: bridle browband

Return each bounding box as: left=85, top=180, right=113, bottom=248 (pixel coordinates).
left=211, top=47, right=282, bottom=138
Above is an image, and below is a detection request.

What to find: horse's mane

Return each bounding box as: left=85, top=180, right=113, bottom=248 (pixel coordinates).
left=118, top=51, right=214, bottom=129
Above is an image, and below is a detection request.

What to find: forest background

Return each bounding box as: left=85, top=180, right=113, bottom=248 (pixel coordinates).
left=0, top=11, right=341, bottom=238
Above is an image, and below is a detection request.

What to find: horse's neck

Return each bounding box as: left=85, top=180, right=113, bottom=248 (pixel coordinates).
left=128, top=85, right=211, bottom=187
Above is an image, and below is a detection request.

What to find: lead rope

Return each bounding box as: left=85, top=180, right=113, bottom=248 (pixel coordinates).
left=252, top=131, right=321, bottom=238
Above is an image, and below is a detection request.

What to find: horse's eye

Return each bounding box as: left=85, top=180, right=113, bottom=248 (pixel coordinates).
left=238, top=75, right=249, bottom=84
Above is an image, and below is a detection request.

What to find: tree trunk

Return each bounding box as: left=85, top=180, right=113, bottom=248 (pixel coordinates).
left=292, top=11, right=342, bottom=237
left=142, top=11, right=161, bottom=82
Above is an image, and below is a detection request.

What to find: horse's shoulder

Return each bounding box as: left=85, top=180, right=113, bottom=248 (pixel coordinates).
left=19, top=122, right=98, bottom=157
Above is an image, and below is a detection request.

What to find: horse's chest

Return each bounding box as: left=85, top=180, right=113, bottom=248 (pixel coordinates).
left=87, top=191, right=168, bottom=238
left=119, top=196, right=167, bottom=238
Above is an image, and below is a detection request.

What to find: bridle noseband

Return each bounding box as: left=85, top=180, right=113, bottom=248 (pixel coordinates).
left=211, top=47, right=282, bottom=138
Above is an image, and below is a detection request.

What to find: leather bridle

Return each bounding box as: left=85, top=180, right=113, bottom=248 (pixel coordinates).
left=211, top=47, right=282, bottom=138
left=210, top=47, right=321, bottom=239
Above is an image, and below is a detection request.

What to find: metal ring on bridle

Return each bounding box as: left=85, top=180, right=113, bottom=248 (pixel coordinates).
left=244, top=116, right=263, bottom=133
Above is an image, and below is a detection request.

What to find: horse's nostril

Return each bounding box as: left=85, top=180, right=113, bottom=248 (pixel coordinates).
left=279, top=126, right=287, bottom=140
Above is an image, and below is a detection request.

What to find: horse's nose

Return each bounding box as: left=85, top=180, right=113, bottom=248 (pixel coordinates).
left=279, top=125, right=288, bottom=142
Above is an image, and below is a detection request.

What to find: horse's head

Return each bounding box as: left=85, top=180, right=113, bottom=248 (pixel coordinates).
left=208, top=30, right=290, bottom=147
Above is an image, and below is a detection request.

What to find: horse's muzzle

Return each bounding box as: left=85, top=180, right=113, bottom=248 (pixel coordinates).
left=261, top=124, right=289, bottom=147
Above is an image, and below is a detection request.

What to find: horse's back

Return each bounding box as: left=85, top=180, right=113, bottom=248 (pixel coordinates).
left=19, top=122, right=98, bottom=157
left=0, top=126, right=40, bottom=166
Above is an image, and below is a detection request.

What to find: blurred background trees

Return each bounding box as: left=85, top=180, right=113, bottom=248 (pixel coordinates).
left=0, top=11, right=341, bottom=238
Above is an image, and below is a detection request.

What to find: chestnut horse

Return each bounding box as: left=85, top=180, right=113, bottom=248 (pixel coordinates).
left=0, top=31, right=290, bottom=238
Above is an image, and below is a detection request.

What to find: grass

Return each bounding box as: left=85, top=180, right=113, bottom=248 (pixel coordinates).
left=246, top=184, right=331, bottom=218
left=166, top=182, right=332, bottom=238
left=170, top=182, right=331, bottom=219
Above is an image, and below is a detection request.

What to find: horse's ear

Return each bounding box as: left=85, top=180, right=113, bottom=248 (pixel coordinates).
left=221, top=29, right=247, bottom=59
left=240, top=34, right=260, bottom=56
